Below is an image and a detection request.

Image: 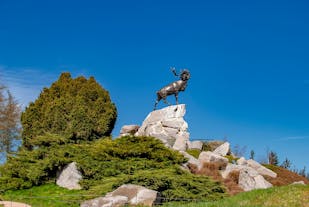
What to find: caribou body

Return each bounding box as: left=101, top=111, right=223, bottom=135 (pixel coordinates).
left=154, top=68, right=190, bottom=110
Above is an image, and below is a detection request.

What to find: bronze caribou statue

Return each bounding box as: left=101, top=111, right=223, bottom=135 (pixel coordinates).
left=154, top=68, right=190, bottom=110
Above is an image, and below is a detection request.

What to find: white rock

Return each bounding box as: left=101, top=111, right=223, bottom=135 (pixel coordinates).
left=238, top=167, right=273, bottom=191
left=129, top=188, right=158, bottom=206
left=80, top=195, right=128, bottom=207
left=172, top=132, right=190, bottom=151
left=237, top=157, right=247, bottom=165
left=198, top=151, right=229, bottom=169
left=188, top=141, right=203, bottom=150
left=213, top=142, right=230, bottom=156
left=220, top=163, right=244, bottom=179
left=81, top=184, right=158, bottom=207
left=246, top=159, right=277, bottom=178
left=120, top=125, right=140, bottom=136
left=136, top=104, right=189, bottom=150
left=56, top=162, right=82, bottom=190
left=291, top=181, right=305, bottom=185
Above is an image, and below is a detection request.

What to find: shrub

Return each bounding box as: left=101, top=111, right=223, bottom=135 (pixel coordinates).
left=115, top=168, right=226, bottom=201
left=0, top=136, right=186, bottom=191
left=21, top=72, right=117, bottom=149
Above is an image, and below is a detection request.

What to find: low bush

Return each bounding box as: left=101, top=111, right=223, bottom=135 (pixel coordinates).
left=114, top=168, right=226, bottom=201
left=0, top=136, right=186, bottom=191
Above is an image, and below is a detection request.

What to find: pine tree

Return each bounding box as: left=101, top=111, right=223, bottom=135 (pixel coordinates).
left=250, top=150, right=255, bottom=160
left=268, top=151, right=279, bottom=166
left=280, top=158, right=292, bottom=169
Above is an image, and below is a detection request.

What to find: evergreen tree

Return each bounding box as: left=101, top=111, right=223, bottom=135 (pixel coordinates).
left=280, top=158, right=292, bottom=169
left=250, top=150, right=255, bottom=160
left=21, top=72, right=117, bottom=149
left=268, top=150, right=279, bottom=166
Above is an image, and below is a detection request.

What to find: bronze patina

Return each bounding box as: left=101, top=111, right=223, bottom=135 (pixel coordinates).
left=154, top=68, right=190, bottom=110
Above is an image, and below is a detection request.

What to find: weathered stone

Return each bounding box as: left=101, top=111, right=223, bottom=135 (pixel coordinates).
left=188, top=141, right=203, bottom=150
left=213, top=142, right=230, bottom=156
left=136, top=105, right=189, bottom=150
left=172, top=132, right=189, bottom=151
left=237, top=157, right=247, bottom=166
left=198, top=151, right=229, bottom=169
left=220, top=163, right=245, bottom=179
left=246, top=159, right=277, bottom=178
left=81, top=184, right=158, bottom=207
left=80, top=195, right=128, bottom=207
left=120, top=125, right=140, bottom=136
left=56, top=162, right=82, bottom=190
left=0, top=201, right=31, bottom=207
left=238, top=167, right=272, bottom=191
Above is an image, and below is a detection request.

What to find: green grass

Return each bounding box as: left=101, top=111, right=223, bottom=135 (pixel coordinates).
left=1, top=184, right=84, bottom=207
left=186, top=149, right=201, bottom=159
left=2, top=183, right=308, bottom=207
left=162, top=184, right=309, bottom=207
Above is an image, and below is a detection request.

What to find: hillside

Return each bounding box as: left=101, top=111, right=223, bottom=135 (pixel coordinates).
left=0, top=136, right=226, bottom=207
left=162, top=184, right=309, bottom=207
left=264, top=164, right=309, bottom=186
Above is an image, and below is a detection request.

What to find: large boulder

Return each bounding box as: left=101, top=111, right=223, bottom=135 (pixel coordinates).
left=120, top=125, right=140, bottom=136
left=220, top=163, right=245, bottom=179
left=56, top=162, right=82, bottom=190
left=213, top=142, right=230, bottom=156
left=238, top=167, right=273, bottom=191
left=81, top=184, right=159, bottom=207
left=198, top=151, right=229, bottom=170
left=246, top=159, right=277, bottom=178
left=135, top=104, right=190, bottom=151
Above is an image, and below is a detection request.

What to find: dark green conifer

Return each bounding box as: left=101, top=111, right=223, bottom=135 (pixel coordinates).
left=21, top=72, right=117, bottom=149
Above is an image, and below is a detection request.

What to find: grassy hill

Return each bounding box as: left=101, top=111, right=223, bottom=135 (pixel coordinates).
left=163, top=184, right=309, bottom=207
left=0, top=136, right=226, bottom=206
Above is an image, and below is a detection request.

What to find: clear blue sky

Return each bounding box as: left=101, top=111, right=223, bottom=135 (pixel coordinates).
left=0, top=0, right=308, bottom=171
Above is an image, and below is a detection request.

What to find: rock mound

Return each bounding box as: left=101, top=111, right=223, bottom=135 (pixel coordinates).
left=81, top=184, right=158, bottom=207
left=136, top=104, right=189, bottom=151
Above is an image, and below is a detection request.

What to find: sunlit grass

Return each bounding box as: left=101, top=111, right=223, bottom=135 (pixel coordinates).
left=162, top=184, right=309, bottom=207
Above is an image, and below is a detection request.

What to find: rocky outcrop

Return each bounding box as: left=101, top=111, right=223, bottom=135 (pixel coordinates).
left=120, top=125, right=140, bottom=136
left=81, top=184, right=158, bottom=207
left=136, top=105, right=189, bottom=151
left=238, top=167, right=273, bottom=191
left=246, top=159, right=277, bottom=178
left=56, top=162, right=82, bottom=190
left=187, top=141, right=203, bottom=150
left=213, top=142, right=230, bottom=156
